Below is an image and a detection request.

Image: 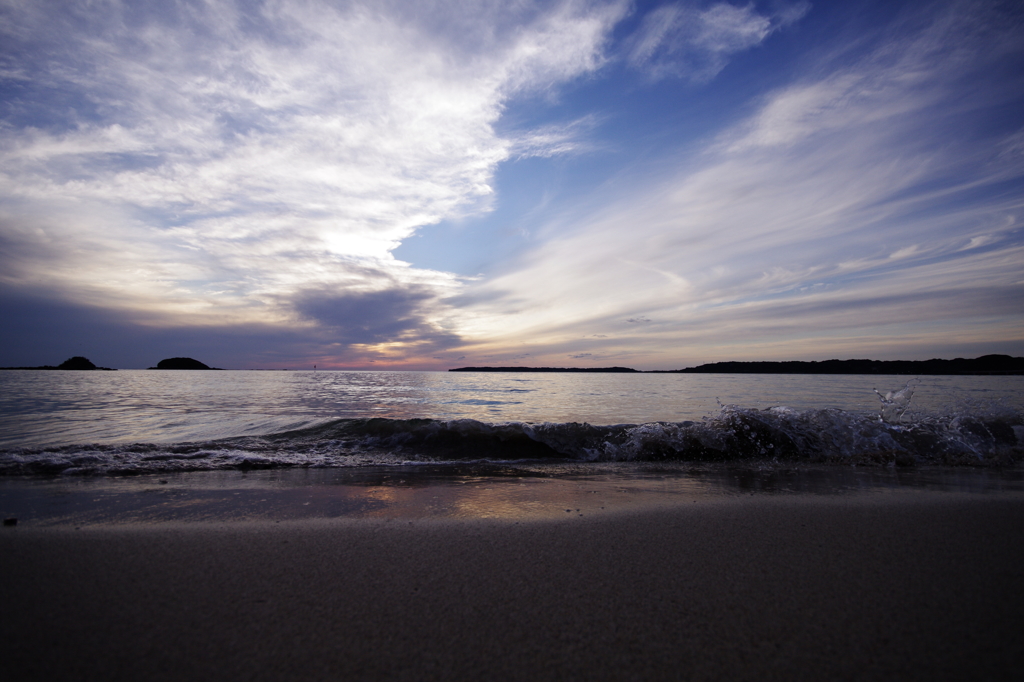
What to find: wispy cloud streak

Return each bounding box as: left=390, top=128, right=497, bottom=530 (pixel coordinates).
left=461, top=1, right=1024, bottom=366
left=626, top=1, right=809, bottom=82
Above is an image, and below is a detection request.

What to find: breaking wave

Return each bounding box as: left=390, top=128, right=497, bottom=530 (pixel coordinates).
left=2, top=402, right=1021, bottom=476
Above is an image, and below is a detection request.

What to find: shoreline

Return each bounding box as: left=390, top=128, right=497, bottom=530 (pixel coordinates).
left=2, top=492, right=1022, bottom=680
left=448, top=354, right=1024, bottom=375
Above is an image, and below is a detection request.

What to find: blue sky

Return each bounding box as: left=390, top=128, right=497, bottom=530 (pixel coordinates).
left=1, top=0, right=1022, bottom=369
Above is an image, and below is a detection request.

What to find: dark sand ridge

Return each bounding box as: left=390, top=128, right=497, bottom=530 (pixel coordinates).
left=2, top=491, right=1023, bottom=681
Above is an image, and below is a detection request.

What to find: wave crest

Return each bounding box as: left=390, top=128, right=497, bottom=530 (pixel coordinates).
left=2, top=405, right=1021, bottom=476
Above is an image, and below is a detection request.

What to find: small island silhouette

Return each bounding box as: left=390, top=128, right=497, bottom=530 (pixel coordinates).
left=148, top=357, right=221, bottom=370
left=0, top=356, right=115, bottom=371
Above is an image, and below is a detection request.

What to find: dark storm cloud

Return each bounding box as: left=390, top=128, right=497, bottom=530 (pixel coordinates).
left=293, top=288, right=460, bottom=348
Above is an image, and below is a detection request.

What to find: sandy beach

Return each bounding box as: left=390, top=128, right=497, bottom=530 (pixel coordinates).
left=3, top=491, right=1022, bottom=681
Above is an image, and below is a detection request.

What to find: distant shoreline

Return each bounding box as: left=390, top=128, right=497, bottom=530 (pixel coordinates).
left=449, top=366, right=640, bottom=373
left=3, top=355, right=1021, bottom=374
left=0, top=366, right=117, bottom=371
left=450, top=354, right=1024, bottom=375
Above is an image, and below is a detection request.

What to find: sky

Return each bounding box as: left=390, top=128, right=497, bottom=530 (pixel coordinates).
left=1, top=0, right=1022, bottom=370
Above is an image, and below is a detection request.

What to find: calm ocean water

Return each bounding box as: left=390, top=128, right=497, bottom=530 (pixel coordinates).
left=1, top=370, right=1022, bottom=475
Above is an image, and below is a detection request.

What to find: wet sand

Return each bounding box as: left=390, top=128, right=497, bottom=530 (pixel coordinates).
left=2, top=492, right=1023, bottom=681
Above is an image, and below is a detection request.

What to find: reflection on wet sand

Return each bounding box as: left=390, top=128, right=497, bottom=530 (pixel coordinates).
left=2, top=462, right=1023, bottom=526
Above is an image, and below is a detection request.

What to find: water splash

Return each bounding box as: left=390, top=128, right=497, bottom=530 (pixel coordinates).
left=874, top=381, right=916, bottom=424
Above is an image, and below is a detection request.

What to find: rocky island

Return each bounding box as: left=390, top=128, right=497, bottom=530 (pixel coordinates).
left=148, top=357, right=221, bottom=370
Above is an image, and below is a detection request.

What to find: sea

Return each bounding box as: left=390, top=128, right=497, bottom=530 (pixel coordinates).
left=2, top=370, right=1023, bottom=523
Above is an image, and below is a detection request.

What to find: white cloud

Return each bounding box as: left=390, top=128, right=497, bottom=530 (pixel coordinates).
left=508, top=116, right=603, bottom=158
left=627, top=1, right=808, bottom=82
left=961, top=234, right=996, bottom=251
left=888, top=245, right=919, bottom=260
left=0, top=0, right=628, bottom=339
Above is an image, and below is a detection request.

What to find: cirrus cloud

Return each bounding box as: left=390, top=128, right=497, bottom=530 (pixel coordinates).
left=626, top=1, right=809, bottom=82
